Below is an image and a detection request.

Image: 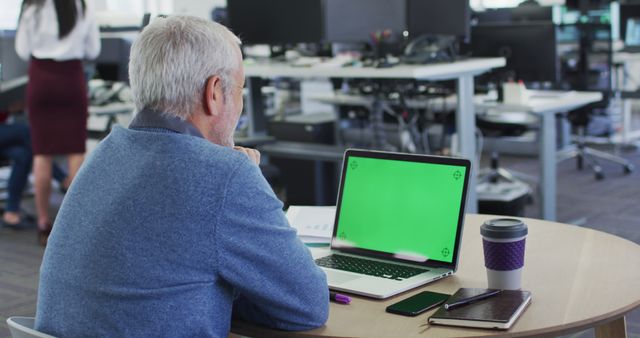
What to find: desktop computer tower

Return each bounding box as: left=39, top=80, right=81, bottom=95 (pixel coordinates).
left=267, top=113, right=338, bottom=206
left=95, top=38, right=132, bottom=83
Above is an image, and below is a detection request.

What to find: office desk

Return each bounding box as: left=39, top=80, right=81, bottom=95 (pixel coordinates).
left=87, top=102, right=135, bottom=138
left=260, top=141, right=346, bottom=162
left=244, top=58, right=506, bottom=213
left=311, top=91, right=602, bottom=221
left=477, top=91, right=603, bottom=221
left=232, top=214, right=640, bottom=338
left=88, top=101, right=135, bottom=117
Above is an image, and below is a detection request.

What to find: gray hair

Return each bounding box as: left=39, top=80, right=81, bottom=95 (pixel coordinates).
left=128, top=15, right=241, bottom=119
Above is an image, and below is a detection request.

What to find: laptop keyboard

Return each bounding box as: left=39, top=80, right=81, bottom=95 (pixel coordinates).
left=315, top=254, right=429, bottom=281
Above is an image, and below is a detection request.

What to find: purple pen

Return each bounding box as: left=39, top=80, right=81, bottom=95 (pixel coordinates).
left=330, top=292, right=351, bottom=304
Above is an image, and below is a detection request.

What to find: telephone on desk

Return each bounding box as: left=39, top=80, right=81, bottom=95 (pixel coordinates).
left=402, top=35, right=459, bottom=64
left=89, top=80, right=129, bottom=106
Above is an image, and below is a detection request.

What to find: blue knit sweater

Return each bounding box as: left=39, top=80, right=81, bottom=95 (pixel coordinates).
left=35, top=112, right=329, bottom=337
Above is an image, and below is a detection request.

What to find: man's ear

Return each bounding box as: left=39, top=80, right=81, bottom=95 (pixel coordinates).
left=203, top=75, right=223, bottom=116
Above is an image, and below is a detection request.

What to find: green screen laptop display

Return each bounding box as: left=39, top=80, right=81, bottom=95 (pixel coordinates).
left=333, top=155, right=467, bottom=263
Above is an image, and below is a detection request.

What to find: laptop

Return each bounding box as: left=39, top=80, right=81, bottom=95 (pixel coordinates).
left=315, top=149, right=471, bottom=299
left=622, top=17, right=640, bottom=53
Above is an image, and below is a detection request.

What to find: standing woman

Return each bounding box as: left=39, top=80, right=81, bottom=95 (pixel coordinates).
left=15, top=0, right=100, bottom=245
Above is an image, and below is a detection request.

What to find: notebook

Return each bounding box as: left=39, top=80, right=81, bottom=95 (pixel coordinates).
left=314, top=149, right=471, bottom=299
left=429, top=288, right=532, bottom=330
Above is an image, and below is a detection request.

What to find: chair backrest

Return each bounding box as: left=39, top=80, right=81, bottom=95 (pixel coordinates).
left=6, top=317, right=56, bottom=338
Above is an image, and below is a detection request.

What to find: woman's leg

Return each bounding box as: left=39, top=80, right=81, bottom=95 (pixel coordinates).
left=66, top=153, right=84, bottom=187
left=51, top=160, right=69, bottom=193
left=52, top=162, right=68, bottom=187
left=33, top=155, right=53, bottom=228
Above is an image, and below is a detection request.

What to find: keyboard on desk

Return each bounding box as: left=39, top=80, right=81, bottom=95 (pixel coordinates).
left=315, top=254, right=429, bottom=280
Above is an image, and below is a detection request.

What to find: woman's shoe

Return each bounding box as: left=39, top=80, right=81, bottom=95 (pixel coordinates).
left=59, top=177, right=71, bottom=194
left=1, top=212, right=34, bottom=230
left=37, top=223, right=52, bottom=247
left=1, top=218, right=31, bottom=230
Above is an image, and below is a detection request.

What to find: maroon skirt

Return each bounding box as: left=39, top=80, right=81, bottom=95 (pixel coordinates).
left=27, top=58, right=88, bottom=155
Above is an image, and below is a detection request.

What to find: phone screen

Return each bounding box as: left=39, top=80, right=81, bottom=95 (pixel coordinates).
left=386, top=291, right=450, bottom=316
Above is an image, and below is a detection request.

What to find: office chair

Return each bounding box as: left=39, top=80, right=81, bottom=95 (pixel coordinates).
left=6, top=317, right=56, bottom=338
left=0, top=157, right=21, bottom=211
left=556, top=23, right=635, bottom=180
left=475, top=109, right=539, bottom=180
left=557, top=106, right=634, bottom=180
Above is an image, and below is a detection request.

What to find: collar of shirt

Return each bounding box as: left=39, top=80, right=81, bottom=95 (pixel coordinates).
left=129, top=109, right=204, bottom=139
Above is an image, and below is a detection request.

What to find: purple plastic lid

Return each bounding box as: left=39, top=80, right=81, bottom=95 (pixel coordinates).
left=480, top=218, right=528, bottom=239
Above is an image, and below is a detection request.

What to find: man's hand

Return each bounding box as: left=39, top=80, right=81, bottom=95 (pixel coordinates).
left=233, top=146, right=261, bottom=165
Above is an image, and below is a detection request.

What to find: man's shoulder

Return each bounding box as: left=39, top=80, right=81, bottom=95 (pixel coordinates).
left=107, top=125, right=229, bottom=153
left=102, top=126, right=252, bottom=172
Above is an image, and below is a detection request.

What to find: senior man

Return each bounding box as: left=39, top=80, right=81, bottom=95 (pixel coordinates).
left=35, top=15, right=328, bottom=337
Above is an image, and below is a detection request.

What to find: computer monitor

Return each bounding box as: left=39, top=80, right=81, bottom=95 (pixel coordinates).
left=227, top=0, right=324, bottom=44
left=324, top=0, right=405, bottom=43
left=0, top=32, right=28, bottom=83
left=511, top=5, right=553, bottom=22
left=95, top=37, right=131, bottom=82
left=620, top=4, right=640, bottom=41
left=406, top=0, right=470, bottom=40
left=626, top=17, right=640, bottom=45
left=211, top=7, right=228, bottom=26
left=473, top=8, right=513, bottom=24
left=470, top=23, right=558, bottom=83
left=473, top=6, right=552, bottom=24
left=565, top=0, right=612, bottom=11
left=0, top=31, right=28, bottom=110
left=557, top=24, right=580, bottom=42
left=140, top=13, right=151, bottom=31
left=556, top=23, right=612, bottom=94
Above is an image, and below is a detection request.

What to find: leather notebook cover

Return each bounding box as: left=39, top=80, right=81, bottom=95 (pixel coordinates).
left=429, top=288, right=532, bottom=329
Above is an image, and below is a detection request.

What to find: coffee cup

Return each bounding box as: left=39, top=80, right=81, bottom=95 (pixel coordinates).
left=480, top=218, right=528, bottom=290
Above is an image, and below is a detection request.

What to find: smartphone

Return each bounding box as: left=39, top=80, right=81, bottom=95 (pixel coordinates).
left=385, top=291, right=450, bottom=316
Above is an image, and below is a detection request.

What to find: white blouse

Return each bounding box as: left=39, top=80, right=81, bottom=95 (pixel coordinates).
left=15, top=0, right=100, bottom=61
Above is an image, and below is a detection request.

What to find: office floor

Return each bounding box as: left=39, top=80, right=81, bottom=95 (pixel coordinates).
left=0, top=146, right=639, bottom=338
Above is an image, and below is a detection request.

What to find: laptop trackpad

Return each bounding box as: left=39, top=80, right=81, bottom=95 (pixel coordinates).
left=325, top=269, right=362, bottom=285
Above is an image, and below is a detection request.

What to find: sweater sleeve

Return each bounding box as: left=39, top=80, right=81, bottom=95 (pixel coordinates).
left=217, top=159, right=329, bottom=331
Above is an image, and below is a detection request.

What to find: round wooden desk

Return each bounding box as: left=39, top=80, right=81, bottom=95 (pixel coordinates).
left=231, top=214, right=640, bottom=338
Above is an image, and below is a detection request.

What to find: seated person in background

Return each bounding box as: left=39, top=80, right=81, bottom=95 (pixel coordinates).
left=0, top=117, right=32, bottom=227
left=0, top=111, right=68, bottom=228
left=35, top=15, right=329, bottom=336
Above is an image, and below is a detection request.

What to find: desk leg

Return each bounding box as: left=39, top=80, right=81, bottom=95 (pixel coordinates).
left=622, top=62, right=631, bottom=144
left=457, top=75, right=477, bottom=213
left=245, top=77, right=267, bottom=137
left=622, top=98, right=632, bottom=144
left=540, top=113, right=556, bottom=221
left=313, top=161, right=326, bottom=205
left=595, top=316, right=627, bottom=338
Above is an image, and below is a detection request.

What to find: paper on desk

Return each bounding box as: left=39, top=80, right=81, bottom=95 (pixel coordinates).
left=286, top=206, right=335, bottom=244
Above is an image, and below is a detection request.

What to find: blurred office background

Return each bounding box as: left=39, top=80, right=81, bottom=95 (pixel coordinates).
left=1, top=0, right=640, bottom=337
